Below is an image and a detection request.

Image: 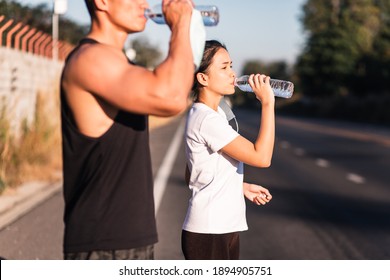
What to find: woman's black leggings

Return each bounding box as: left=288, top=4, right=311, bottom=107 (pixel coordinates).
left=181, top=230, right=240, bottom=260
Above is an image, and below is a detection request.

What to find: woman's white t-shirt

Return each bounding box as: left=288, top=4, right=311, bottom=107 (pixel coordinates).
left=183, top=102, right=248, bottom=234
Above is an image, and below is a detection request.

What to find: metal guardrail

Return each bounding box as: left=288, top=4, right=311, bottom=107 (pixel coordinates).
left=0, top=15, right=73, bottom=60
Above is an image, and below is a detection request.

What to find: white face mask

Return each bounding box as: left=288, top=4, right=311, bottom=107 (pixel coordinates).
left=190, top=9, right=206, bottom=70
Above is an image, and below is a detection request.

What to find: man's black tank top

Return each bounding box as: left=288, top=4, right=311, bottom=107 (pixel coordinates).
left=61, top=38, right=157, bottom=253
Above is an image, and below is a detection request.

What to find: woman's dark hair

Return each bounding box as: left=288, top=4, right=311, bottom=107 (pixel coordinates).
left=84, top=0, right=96, bottom=19
left=192, top=40, right=228, bottom=100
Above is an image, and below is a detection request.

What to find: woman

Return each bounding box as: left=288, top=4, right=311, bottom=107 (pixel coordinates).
left=182, top=40, right=275, bottom=260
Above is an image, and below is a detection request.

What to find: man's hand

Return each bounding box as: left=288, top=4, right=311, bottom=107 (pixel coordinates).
left=162, top=0, right=194, bottom=28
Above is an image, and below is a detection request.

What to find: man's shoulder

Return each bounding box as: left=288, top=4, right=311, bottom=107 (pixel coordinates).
left=68, top=41, right=127, bottom=66
left=63, top=43, right=130, bottom=81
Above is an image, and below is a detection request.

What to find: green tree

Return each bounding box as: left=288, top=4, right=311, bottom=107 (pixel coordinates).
left=296, top=0, right=384, bottom=98
left=0, top=0, right=87, bottom=45
left=129, top=37, right=162, bottom=69
left=233, top=60, right=292, bottom=107
left=241, top=60, right=290, bottom=81
left=352, top=0, right=390, bottom=96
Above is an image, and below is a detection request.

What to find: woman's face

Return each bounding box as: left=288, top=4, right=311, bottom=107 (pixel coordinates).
left=206, top=48, right=236, bottom=95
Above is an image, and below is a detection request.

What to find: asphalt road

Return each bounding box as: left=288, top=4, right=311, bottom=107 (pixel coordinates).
left=0, top=108, right=389, bottom=260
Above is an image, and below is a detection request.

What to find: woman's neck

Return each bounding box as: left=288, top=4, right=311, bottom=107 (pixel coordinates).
left=197, top=91, right=222, bottom=111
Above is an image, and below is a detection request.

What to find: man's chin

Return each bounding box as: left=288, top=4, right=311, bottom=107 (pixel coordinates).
left=128, top=25, right=146, bottom=34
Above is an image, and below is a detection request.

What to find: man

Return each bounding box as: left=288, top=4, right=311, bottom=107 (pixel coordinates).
left=60, top=0, right=195, bottom=260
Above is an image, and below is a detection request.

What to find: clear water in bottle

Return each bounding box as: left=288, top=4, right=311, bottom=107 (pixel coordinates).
left=145, top=5, right=219, bottom=26
left=234, top=75, right=294, bottom=98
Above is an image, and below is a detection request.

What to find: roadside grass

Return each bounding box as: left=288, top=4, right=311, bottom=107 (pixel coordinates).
left=0, top=92, right=62, bottom=195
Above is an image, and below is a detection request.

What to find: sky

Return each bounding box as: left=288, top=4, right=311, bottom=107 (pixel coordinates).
left=15, top=0, right=307, bottom=72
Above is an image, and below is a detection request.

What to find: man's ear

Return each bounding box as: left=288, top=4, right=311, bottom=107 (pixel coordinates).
left=196, top=73, right=208, bottom=87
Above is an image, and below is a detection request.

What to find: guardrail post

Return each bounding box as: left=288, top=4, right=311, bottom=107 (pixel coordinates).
left=21, top=28, right=36, bottom=52
left=14, top=25, right=29, bottom=50
left=40, top=35, right=52, bottom=57
left=44, top=37, right=53, bottom=58
left=35, top=33, right=48, bottom=56
left=28, top=31, right=42, bottom=54
left=6, top=22, right=22, bottom=48
left=0, top=19, right=14, bottom=46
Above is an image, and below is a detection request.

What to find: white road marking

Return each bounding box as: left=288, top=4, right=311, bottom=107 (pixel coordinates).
left=280, top=141, right=290, bottom=149
left=294, top=148, right=306, bottom=156
left=154, top=118, right=185, bottom=214
left=316, top=158, right=330, bottom=168
left=279, top=137, right=367, bottom=186
left=346, top=173, right=366, bottom=184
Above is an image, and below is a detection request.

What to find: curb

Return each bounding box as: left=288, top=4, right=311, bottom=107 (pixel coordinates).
left=0, top=180, right=62, bottom=231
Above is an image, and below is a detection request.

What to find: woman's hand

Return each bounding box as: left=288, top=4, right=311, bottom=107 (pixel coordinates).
left=248, top=74, right=275, bottom=106
left=243, top=182, right=272, bottom=205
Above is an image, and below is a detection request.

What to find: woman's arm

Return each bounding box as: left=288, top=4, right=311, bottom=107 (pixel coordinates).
left=222, top=74, right=275, bottom=167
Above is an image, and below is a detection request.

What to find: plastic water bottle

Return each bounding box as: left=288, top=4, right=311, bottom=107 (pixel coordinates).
left=145, top=4, right=219, bottom=26
left=234, top=75, right=294, bottom=98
